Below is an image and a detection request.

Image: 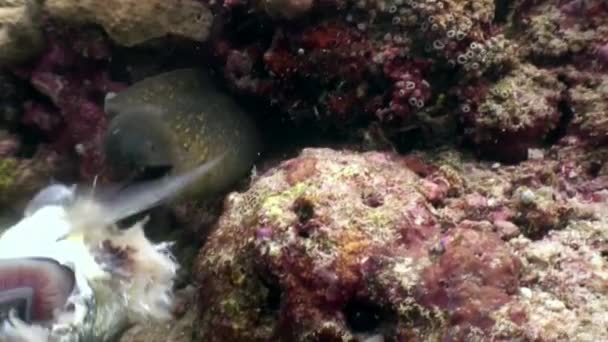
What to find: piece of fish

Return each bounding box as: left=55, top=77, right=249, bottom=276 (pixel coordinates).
left=0, top=155, right=224, bottom=342
left=104, top=68, right=262, bottom=199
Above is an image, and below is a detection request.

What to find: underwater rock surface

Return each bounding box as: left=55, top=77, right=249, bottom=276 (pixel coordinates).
left=207, top=0, right=607, bottom=161
left=195, top=146, right=608, bottom=341
left=45, top=0, right=213, bottom=47
left=0, top=0, right=43, bottom=67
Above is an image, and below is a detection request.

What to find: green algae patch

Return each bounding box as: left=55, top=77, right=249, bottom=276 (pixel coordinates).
left=0, top=158, right=18, bottom=200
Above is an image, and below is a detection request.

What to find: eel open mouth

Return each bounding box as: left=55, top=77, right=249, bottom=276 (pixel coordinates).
left=0, top=258, right=75, bottom=323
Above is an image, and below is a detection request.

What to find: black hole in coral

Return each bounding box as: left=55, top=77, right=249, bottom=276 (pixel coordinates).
left=589, top=162, right=602, bottom=178
left=293, top=197, right=315, bottom=223
left=258, top=272, right=282, bottom=314
left=545, top=99, right=574, bottom=146
left=362, top=191, right=384, bottom=208
left=344, top=299, right=384, bottom=333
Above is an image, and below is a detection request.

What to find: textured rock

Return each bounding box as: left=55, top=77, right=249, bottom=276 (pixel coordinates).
left=0, top=145, right=75, bottom=213
left=0, top=0, right=43, bottom=66
left=44, top=0, right=213, bottom=46
left=195, top=148, right=522, bottom=341
left=456, top=63, right=565, bottom=162
left=194, top=144, right=608, bottom=341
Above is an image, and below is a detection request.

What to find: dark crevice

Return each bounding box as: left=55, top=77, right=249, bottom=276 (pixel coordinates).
left=344, top=299, right=385, bottom=334
left=494, top=0, right=513, bottom=24
left=293, top=197, right=315, bottom=224
left=544, top=98, right=575, bottom=146
left=257, top=270, right=283, bottom=316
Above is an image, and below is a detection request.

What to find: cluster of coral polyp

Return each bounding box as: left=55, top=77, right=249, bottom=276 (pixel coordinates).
left=195, top=146, right=608, bottom=341
left=208, top=0, right=608, bottom=161
left=211, top=0, right=506, bottom=125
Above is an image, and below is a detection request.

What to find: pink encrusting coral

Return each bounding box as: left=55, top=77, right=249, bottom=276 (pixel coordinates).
left=206, top=0, right=597, bottom=164
left=195, top=143, right=608, bottom=341
left=13, top=23, right=125, bottom=180
left=212, top=18, right=434, bottom=125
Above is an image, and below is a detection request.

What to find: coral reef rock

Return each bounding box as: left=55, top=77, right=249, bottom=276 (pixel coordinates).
left=44, top=0, right=213, bottom=46
left=195, top=146, right=608, bottom=341
left=15, top=25, right=125, bottom=180
left=456, top=63, right=566, bottom=162
left=0, top=142, right=75, bottom=213
left=0, top=0, right=43, bottom=66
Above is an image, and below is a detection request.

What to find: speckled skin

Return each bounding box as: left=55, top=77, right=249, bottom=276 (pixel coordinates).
left=195, top=144, right=608, bottom=341
left=104, top=68, right=262, bottom=198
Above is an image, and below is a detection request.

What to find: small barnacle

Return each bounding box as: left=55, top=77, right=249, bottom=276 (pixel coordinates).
left=408, top=97, right=418, bottom=106
left=446, top=30, right=456, bottom=38
left=421, top=22, right=429, bottom=31
left=470, top=42, right=479, bottom=50
left=431, top=23, right=439, bottom=31
left=392, top=16, right=401, bottom=25
left=471, top=62, right=480, bottom=70
left=428, top=16, right=436, bottom=23
left=416, top=99, right=424, bottom=108
left=433, top=40, right=445, bottom=50
left=447, top=59, right=456, bottom=67
left=461, top=104, right=471, bottom=113
left=388, top=5, right=398, bottom=13
left=457, top=54, right=468, bottom=64
left=410, top=1, right=418, bottom=8
left=405, top=81, right=416, bottom=89
left=398, top=89, right=406, bottom=97
left=456, top=31, right=466, bottom=40
left=465, top=50, right=474, bottom=58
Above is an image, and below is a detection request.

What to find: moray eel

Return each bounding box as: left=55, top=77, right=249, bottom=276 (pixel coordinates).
left=103, top=68, right=262, bottom=199
left=0, top=155, right=224, bottom=342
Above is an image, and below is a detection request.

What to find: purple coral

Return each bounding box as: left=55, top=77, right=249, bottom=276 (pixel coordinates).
left=13, top=23, right=125, bottom=181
